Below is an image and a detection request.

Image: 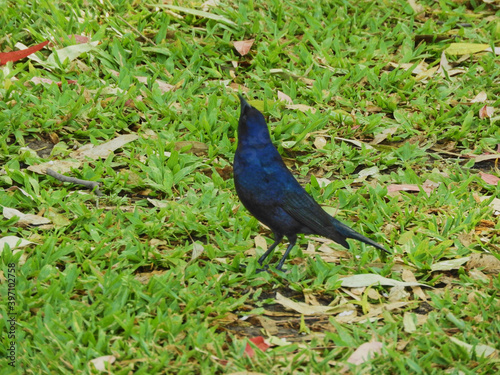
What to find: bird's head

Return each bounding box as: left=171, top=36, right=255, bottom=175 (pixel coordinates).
left=237, top=95, right=272, bottom=147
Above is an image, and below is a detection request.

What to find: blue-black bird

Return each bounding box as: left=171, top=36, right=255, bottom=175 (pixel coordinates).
left=233, top=95, right=389, bottom=271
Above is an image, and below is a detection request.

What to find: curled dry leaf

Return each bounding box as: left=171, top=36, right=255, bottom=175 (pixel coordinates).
left=479, top=105, right=494, bottom=119
left=314, top=136, right=327, bottom=150
left=233, top=39, right=254, bottom=56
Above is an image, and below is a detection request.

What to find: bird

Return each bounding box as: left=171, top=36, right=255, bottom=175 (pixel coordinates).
left=233, top=95, right=389, bottom=271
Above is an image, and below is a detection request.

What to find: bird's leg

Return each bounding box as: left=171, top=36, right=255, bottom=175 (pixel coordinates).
left=258, top=233, right=283, bottom=266
left=276, top=234, right=297, bottom=271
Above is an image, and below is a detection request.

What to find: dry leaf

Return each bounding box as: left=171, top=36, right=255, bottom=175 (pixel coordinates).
left=387, top=184, right=434, bottom=196
left=473, top=153, right=500, bottom=163
left=402, top=268, right=427, bottom=301
left=233, top=39, right=255, bottom=56
left=371, top=126, right=398, bottom=145
left=314, top=136, right=327, bottom=150
left=286, top=104, right=317, bottom=113
left=201, top=0, right=220, bottom=11
left=135, top=76, right=175, bottom=93
left=28, top=160, right=82, bottom=175
left=340, top=274, right=428, bottom=288
left=256, top=316, right=279, bottom=335
left=466, top=253, right=500, bottom=274
left=471, top=92, right=487, bottom=103
left=449, top=337, right=497, bottom=358
left=228, top=83, right=249, bottom=93
left=174, top=141, right=208, bottom=154
left=275, top=292, right=349, bottom=315
left=2, top=206, right=51, bottom=226
left=479, top=172, right=499, bottom=185
left=430, top=257, right=470, bottom=271
left=478, top=196, right=500, bottom=215
left=403, top=312, right=417, bottom=333
left=343, top=341, right=384, bottom=371
left=437, top=51, right=452, bottom=73
left=277, top=91, right=293, bottom=105
left=407, top=0, right=424, bottom=14
left=254, top=234, right=267, bottom=250
left=192, top=242, right=204, bottom=261
left=89, top=355, right=116, bottom=372
left=70, top=134, right=139, bottom=160
left=415, top=65, right=439, bottom=81
left=0, top=236, right=36, bottom=250
left=388, top=285, right=410, bottom=302
left=334, top=137, right=374, bottom=150
left=479, top=105, right=494, bottom=119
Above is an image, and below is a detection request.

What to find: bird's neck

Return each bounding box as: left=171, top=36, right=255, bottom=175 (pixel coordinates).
left=238, top=123, right=273, bottom=148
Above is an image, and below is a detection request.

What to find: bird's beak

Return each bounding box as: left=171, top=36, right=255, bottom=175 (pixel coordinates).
left=239, top=95, right=252, bottom=115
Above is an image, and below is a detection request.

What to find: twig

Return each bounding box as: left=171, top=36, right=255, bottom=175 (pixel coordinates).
left=46, top=168, right=103, bottom=196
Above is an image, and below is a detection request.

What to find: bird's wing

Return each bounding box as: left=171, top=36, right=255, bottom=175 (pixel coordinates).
left=281, top=187, right=335, bottom=233
left=282, top=187, right=389, bottom=253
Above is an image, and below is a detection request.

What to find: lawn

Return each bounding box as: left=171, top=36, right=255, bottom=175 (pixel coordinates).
left=1, top=0, right=499, bottom=373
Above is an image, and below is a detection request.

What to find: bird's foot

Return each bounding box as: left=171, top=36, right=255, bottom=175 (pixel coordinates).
left=256, top=264, right=270, bottom=273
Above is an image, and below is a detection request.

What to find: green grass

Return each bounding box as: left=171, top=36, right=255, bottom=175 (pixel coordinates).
left=1, top=0, right=500, bottom=373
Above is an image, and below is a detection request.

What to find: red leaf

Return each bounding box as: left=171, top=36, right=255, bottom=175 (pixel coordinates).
left=245, top=336, right=270, bottom=357
left=64, top=35, right=90, bottom=44
left=479, top=172, right=500, bottom=185
left=387, top=184, right=434, bottom=196
left=0, top=41, right=49, bottom=65
left=244, top=343, right=255, bottom=358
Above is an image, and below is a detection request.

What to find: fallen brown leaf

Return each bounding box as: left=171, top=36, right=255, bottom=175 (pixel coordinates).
left=233, top=39, right=255, bottom=56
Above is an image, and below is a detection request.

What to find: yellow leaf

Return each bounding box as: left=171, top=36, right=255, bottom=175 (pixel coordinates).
left=445, top=43, right=490, bottom=56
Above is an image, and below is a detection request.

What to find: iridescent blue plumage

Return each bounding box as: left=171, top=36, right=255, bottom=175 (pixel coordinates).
left=234, top=96, right=389, bottom=271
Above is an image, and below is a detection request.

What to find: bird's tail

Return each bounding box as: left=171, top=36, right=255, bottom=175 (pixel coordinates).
left=330, top=218, right=390, bottom=254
